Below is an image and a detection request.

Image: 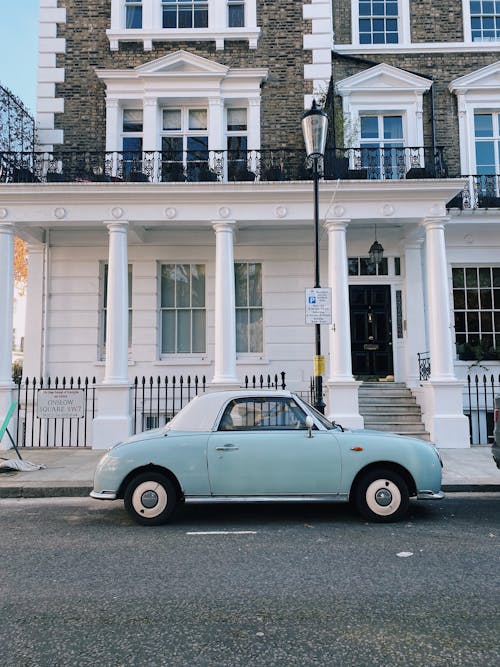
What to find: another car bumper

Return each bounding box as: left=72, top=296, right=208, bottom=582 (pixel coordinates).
left=90, top=490, right=117, bottom=500
left=416, top=489, right=445, bottom=500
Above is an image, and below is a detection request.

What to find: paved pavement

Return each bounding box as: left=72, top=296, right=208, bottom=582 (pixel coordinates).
left=0, top=445, right=499, bottom=498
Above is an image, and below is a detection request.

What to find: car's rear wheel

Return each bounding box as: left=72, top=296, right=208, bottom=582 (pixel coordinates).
left=353, top=469, right=410, bottom=523
left=124, top=472, right=178, bottom=526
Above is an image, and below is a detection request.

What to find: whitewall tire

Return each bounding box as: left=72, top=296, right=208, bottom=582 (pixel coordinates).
left=354, top=469, right=410, bottom=523
left=124, top=472, right=178, bottom=526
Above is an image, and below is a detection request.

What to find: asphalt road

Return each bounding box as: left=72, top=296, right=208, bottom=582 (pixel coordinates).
left=0, top=494, right=499, bottom=667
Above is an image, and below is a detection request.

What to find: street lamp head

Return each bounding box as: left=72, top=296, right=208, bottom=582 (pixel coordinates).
left=302, top=100, right=328, bottom=159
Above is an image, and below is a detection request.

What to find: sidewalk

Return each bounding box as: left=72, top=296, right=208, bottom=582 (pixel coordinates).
left=1, top=446, right=500, bottom=498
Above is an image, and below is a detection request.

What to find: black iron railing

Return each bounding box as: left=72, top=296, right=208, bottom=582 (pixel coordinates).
left=465, top=371, right=500, bottom=445
left=15, top=376, right=97, bottom=447
left=447, top=174, right=500, bottom=210
left=418, top=352, right=431, bottom=381
left=132, top=375, right=207, bottom=434
left=0, top=146, right=448, bottom=184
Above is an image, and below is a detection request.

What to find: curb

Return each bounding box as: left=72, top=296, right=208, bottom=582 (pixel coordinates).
left=442, top=484, right=500, bottom=493
left=0, top=485, right=93, bottom=499
left=1, top=485, right=500, bottom=499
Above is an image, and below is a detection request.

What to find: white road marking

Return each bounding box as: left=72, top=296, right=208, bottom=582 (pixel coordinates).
left=186, top=530, right=257, bottom=535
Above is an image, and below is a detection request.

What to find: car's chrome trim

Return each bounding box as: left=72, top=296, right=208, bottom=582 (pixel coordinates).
left=90, top=490, right=117, bottom=500
left=416, top=490, right=445, bottom=500
left=184, top=494, right=348, bottom=503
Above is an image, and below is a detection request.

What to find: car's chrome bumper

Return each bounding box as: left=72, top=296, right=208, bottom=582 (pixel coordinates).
left=417, top=489, right=445, bottom=500
left=90, top=490, right=117, bottom=500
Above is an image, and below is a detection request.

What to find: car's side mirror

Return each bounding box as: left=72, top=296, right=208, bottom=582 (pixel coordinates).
left=305, top=416, right=314, bottom=438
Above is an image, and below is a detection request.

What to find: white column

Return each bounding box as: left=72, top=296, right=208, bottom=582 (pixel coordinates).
left=423, top=218, right=455, bottom=381
left=22, top=244, right=46, bottom=378
left=0, top=223, right=16, bottom=436
left=105, top=99, right=121, bottom=152
left=0, top=223, right=15, bottom=385
left=403, top=238, right=427, bottom=388
left=324, top=220, right=363, bottom=429
left=93, top=221, right=132, bottom=449
left=420, top=217, right=469, bottom=448
left=103, top=221, right=129, bottom=385
left=212, top=221, right=239, bottom=387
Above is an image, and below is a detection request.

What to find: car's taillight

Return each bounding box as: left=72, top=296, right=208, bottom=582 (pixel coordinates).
left=495, top=408, right=499, bottom=424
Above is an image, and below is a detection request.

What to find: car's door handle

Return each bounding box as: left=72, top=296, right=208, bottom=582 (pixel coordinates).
left=215, top=445, right=239, bottom=451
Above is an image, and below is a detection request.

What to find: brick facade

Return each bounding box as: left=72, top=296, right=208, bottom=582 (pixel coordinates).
left=55, top=0, right=310, bottom=151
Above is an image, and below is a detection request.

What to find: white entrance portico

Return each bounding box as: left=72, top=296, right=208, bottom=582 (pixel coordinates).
left=1, top=177, right=469, bottom=448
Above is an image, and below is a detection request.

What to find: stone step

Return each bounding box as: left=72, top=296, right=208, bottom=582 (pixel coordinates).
left=361, top=407, right=422, bottom=417
left=359, top=388, right=414, bottom=398
left=359, top=399, right=419, bottom=408
left=364, top=422, right=428, bottom=433
left=364, top=415, right=424, bottom=425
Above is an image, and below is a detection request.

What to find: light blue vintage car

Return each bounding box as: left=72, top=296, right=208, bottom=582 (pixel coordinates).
left=90, top=390, right=444, bottom=525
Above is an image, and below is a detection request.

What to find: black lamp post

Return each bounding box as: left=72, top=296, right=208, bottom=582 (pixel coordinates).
left=302, top=100, right=328, bottom=413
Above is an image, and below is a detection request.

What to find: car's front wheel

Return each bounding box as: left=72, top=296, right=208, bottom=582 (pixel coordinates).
left=124, top=472, right=178, bottom=526
left=353, top=469, right=410, bottom=523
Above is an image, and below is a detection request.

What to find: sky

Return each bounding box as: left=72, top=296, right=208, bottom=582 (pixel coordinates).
left=0, top=0, right=39, bottom=114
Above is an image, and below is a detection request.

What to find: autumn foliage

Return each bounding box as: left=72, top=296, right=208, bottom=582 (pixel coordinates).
left=14, top=236, right=28, bottom=295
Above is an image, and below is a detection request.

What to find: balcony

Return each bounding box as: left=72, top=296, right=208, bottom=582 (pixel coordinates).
left=0, top=146, right=448, bottom=185
left=447, top=174, right=500, bottom=210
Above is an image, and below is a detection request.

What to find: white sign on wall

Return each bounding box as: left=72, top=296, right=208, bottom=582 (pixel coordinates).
left=305, top=288, right=332, bottom=324
left=37, top=390, right=85, bottom=419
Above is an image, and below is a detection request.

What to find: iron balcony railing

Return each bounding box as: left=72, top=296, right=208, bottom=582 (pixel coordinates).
left=0, top=146, right=448, bottom=185
left=448, top=174, right=500, bottom=210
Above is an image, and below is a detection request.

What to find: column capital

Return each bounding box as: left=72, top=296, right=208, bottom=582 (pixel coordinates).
left=324, top=218, right=351, bottom=232
left=420, top=216, right=449, bottom=231
left=104, top=220, right=129, bottom=233
left=212, top=220, right=237, bottom=233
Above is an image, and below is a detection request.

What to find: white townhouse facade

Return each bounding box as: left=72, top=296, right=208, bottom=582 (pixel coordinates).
left=1, top=1, right=500, bottom=449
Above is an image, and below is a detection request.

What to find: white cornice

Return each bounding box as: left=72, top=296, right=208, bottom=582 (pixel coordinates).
left=334, top=42, right=500, bottom=55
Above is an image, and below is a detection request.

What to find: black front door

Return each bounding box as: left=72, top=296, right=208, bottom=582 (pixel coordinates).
left=349, top=285, right=393, bottom=377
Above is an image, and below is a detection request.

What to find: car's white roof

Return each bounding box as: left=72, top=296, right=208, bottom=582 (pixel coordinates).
left=166, top=389, right=294, bottom=432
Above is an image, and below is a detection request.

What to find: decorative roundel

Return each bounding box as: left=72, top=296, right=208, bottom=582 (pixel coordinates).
left=165, top=207, right=177, bottom=219
left=54, top=207, right=66, bottom=219
left=111, top=207, right=124, bottom=219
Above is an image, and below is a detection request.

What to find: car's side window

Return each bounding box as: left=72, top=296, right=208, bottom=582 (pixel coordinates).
left=218, top=398, right=308, bottom=431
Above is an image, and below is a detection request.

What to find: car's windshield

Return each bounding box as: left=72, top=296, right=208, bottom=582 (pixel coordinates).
left=294, top=395, right=337, bottom=430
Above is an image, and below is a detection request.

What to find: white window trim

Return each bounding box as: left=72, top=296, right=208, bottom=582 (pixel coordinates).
left=97, top=51, right=267, bottom=155
left=351, top=0, right=411, bottom=47
left=335, top=64, right=431, bottom=150
left=108, top=0, right=259, bottom=51
left=462, top=0, right=500, bottom=44
left=449, top=62, right=500, bottom=174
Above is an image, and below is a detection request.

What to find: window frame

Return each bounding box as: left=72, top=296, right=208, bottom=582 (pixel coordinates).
left=235, top=261, right=263, bottom=355
left=464, top=0, right=500, bottom=43
left=217, top=397, right=309, bottom=432
left=159, top=262, right=207, bottom=357
left=452, top=266, right=500, bottom=351
left=108, top=0, right=259, bottom=51
left=352, top=0, right=410, bottom=46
